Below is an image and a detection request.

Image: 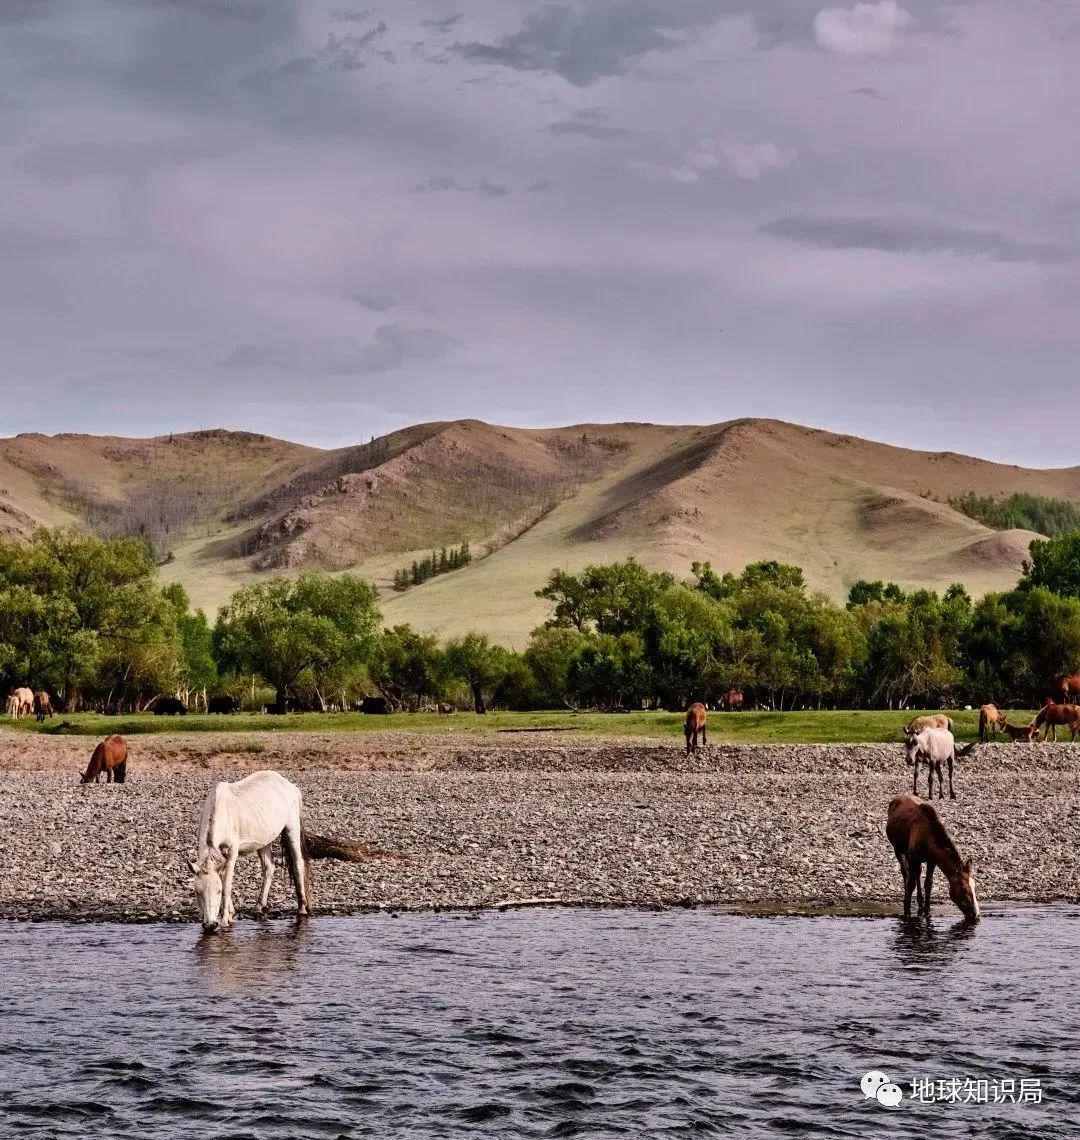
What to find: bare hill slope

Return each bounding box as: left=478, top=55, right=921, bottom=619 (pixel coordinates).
left=2, top=418, right=1078, bottom=643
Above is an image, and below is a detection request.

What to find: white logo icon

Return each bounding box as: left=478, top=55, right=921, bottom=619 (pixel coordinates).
left=862, top=1070, right=903, bottom=1109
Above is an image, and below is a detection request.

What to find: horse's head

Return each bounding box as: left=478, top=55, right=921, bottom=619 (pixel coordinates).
left=948, top=858, right=980, bottom=922
left=190, top=852, right=226, bottom=931
left=902, top=732, right=920, bottom=765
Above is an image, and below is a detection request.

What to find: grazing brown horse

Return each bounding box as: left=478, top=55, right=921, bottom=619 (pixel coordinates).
left=1034, top=699, right=1080, bottom=741
left=904, top=713, right=952, bottom=735
left=684, top=702, right=707, bottom=755
left=886, top=794, right=979, bottom=921
left=720, top=688, right=744, bottom=711
left=80, top=735, right=128, bottom=784
left=34, top=691, right=52, bottom=722
left=978, top=703, right=1005, bottom=742
left=1000, top=717, right=1039, bottom=742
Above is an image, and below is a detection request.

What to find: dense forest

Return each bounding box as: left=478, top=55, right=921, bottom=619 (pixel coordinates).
left=950, top=492, right=1080, bottom=537
left=4, top=527, right=1080, bottom=714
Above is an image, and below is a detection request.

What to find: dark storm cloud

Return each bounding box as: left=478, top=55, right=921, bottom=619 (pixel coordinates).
left=762, top=217, right=1073, bottom=265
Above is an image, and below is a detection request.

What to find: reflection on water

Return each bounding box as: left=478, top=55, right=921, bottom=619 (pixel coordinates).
left=193, top=917, right=312, bottom=994
left=1, top=906, right=1079, bottom=1139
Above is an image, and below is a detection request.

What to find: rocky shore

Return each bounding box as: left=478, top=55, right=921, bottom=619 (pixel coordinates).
left=2, top=730, right=1079, bottom=922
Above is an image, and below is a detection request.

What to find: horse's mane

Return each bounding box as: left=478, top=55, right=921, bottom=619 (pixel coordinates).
left=918, top=802, right=961, bottom=862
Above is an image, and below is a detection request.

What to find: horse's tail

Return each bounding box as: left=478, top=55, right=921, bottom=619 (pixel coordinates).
left=956, top=741, right=977, bottom=758
left=114, top=759, right=127, bottom=784
left=300, top=826, right=403, bottom=863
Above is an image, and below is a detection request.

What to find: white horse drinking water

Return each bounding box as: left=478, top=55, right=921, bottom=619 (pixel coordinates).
left=190, top=769, right=395, bottom=932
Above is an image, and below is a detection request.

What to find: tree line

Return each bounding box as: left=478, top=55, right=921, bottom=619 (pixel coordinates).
left=392, top=542, right=472, bottom=592
left=6, top=527, right=1080, bottom=714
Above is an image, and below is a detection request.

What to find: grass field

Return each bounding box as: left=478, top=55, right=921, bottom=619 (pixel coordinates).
left=1, top=709, right=1040, bottom=745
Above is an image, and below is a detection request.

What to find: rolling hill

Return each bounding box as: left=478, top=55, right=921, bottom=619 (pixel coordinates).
left=2, top=418, right=1078, bottom=645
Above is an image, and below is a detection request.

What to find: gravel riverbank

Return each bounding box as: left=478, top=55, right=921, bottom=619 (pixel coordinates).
left=2, top=730, right=1079, bottom=922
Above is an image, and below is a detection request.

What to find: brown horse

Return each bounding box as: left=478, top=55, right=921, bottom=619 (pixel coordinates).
left=720, top=689, right=744, bottom=711
left=904, top=713, right=952, bottom=735
left=886, top=793, right=979, bottom=921
left=1034, top=699, right=1080, bottom=741
left=1054, top=673, right=1080, bottom=703
left=684, top=702, right=707, bottom=755
left=80, top=735, right=128, bottom=784
left=34, top=691, right=52, bottom=722
left=1000, top=717, right=1039, bottom=742
left=978, top=703, right=1005, bottom=742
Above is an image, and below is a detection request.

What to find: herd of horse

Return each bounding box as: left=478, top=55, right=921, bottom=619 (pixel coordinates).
left=11, top=681, right=1079, bottom=929
left=4, top=687, right=52, bottom=722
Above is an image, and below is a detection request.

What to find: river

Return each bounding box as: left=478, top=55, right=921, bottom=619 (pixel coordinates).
left=1, top=905, right=1077, bottom=1137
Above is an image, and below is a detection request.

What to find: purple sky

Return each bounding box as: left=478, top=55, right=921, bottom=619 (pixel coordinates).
left=3, top=1, right=1079, bottom=466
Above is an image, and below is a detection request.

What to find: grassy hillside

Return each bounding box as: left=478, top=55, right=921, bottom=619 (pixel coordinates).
left=4, top=417, right=1080, bottom=639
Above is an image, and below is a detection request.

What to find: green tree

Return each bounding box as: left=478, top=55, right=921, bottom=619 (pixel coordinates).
left=444, top=633, right=511, bottom=714
left=369, top=624, right=445, bottom=710
left=1021, top=532, right=1080, bottom=598
left=215, top=573, right=379, bottom=711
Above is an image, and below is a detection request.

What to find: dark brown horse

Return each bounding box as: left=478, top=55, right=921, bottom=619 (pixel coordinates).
left=80, top=735, right=128, bottom=784
left=720, top=689, right=744, bottom=711
left=684, top=702, right=707, bottom=754
left=34, top=691, right=52, bottom=722
left=1034, top=699, right=1080, bottom=741
left=886, top=793, right=979, bottom=921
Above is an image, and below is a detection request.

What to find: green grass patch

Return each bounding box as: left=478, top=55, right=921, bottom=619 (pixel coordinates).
left=4, top=708, right=1038, bottom=744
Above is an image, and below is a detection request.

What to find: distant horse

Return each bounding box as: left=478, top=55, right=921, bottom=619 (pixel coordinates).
left=886, top=793, right=979, bottom=921
left=80, top=735, right=128, bottom=784
left=1000, top=718, right=1039, bottom=742
left=978, top=704, right=1005, bottom=741
left=6, top=687, right=34, bottom=719
left=437, top=703, right=454, bottom=715
left=684, top=702, right=707, bottom=755
left=190, top=770, right=399, bottom=932
left=34, top=691, right=52, bottom=722
left=904, top=713, right=952, bottom=735
left=903, top=727, right=975, bottom=799
left=1034, top=699, right=1080, bottom=742
left=1054, top=674, right=1080, bottom=703
left=720, top=689, right=744, bottom=712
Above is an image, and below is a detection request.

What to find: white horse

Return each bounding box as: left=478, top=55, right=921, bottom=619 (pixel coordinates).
left=190, top=769, right=394, bottom=932
left=903, top=727, right=975, bottom=800
left=190, top=770, right=309, bottom=932
left=7, top=687, right=34, bottom=719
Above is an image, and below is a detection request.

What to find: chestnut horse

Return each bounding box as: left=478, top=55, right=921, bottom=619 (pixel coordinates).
left=1000, top=717, right=1039, bottom=742
left=1054, top=674, right=1080, bottom=703
left=978, top=703, right=1005, bottom=742
left=720, top=689, right=744, bottom=712
left=1034, top=699, right=1080, bottom=741
left=886, top=793, right=979, bottom=921
left=684, top=702, right=707, bottom=755
left=34, top=691, right=52, bottom=722
left=904, top=713, right=952, bottom=735
left=80, top=735, right=128, bottom=784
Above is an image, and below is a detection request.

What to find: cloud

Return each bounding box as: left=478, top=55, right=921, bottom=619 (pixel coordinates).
left=413, top=175, right=512, bottom=197
left=223, top=325, right=457, bottom=377
left=814, top=1, right=912, bottom=56
left=548, top=119, right=631, bottom=139
left=719, top=141, right=793, bottom=180
left=456, top=2, right=722, bottom=86
left=761, top=216, right=1071, bottom=263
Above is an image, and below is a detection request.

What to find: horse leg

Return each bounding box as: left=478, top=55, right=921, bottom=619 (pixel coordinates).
left=256, top=845, right=275, bottom=915
left=221, top=848, right=239, bottom=926
left=284, top=825, right=309, bottom=917
left=904, top=860, right=921, bottom=918
left=912, top=759, right=919, bottom=796
left=922, top=863, right=935, bottom=915
left=701, top=724, right=707, bottom=748
left=948, top=753, right=956, bottom=799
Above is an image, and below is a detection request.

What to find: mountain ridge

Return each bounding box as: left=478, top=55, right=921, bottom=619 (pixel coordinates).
left=1, top=417, right=1075, bottom=643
